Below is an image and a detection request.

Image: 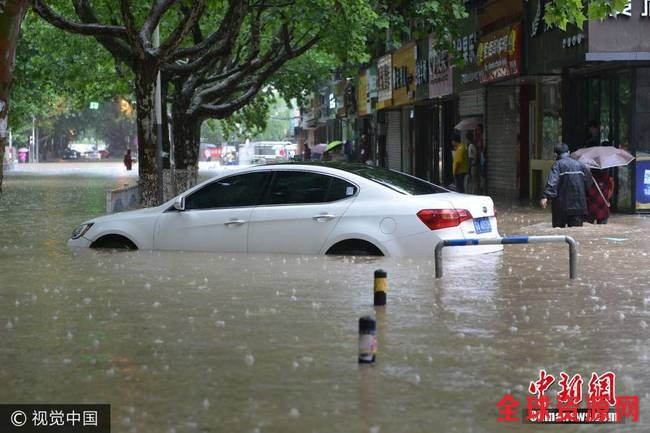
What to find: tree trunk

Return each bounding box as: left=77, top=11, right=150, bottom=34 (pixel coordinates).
left=0, top=0, right=29, bottom=194
left=133, top=66, right=162, bottom=207
left=171, top=107, right=201, bottom=196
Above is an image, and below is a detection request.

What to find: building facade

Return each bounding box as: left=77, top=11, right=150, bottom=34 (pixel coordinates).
left=299, top=0, right=650, bottom=212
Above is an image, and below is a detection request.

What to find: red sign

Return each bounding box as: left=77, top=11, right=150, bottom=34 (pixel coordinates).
left=477, top=24, right=521, bottom=84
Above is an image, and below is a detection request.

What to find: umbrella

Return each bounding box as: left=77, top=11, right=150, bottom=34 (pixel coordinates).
left=18, top=147, right=29, bottom=153
left=311, top=143, right=327, bottom=156
left=325, top=140, right=343, bottom=152
left=571, top=146, right=635, bottom=169
left=454, top=117, right=481, bottom=131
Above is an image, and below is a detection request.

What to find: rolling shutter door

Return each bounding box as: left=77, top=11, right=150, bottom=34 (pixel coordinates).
left=486, top=86, right=518, bottom=199
left=459, top=88, right=485, bottom=117
left=386, top=110, right=401, bottom=170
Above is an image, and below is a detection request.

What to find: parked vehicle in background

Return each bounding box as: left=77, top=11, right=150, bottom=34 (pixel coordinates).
left=251, top=141, right=296, bottom=163
left=68, top=162, right=502, bottom=257
left=61, top=148, right=81, bottom=160
left=200, top=143, right=222, bottom=163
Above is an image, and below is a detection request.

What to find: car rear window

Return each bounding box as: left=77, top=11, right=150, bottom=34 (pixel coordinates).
left=344, top=164, right=448, bottom=195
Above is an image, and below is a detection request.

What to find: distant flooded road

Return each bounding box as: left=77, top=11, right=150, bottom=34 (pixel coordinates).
left=1, top=162, right=648, bottom=432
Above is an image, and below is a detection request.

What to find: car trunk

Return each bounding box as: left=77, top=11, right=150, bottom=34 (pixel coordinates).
left=430, top=192, right=498, bottom=238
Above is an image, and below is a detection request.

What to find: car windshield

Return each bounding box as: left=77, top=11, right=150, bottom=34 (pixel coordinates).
left=281, top=162, right=449, bottom=195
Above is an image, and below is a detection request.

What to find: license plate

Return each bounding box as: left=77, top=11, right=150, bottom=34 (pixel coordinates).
left=473, top=217, right=492, bottom=234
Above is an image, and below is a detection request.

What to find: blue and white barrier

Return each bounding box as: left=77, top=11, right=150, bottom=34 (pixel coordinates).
left=434, top=235, right=578, bottom=279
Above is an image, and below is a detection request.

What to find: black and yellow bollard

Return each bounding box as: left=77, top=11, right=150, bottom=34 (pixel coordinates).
left=358, top=315, right=377, bottom=364
left=373, top=269, right=388, bottom=306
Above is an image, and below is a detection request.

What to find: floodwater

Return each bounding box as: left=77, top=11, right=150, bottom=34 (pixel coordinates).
left=1, top=162, right=649, bottom=433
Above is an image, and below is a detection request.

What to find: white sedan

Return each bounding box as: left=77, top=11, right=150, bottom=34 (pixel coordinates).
left=68, top=163, right=502, bottom=256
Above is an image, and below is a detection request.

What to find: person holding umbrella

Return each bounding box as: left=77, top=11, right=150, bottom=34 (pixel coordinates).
left=570, top=144, right=635, bottom=224
left=585, top=169, right=614, bottom=224
left=539, top=143, right=592, bottom=228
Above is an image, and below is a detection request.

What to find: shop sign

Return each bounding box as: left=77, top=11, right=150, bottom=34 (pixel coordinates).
left=455, top=32, right=480, bottom=86
left=376, top=54, right=392, bottom=109
left=635, top=156, right=650, bottom=210
left=478, top=24, right=521, bottom=84
left=589, top=0, right=650, bottom=53
left=357, top=71, right=368, bottom=117
left=391, top=43, right=416, bottom=107
left=426, top=35, right=451, bottom=98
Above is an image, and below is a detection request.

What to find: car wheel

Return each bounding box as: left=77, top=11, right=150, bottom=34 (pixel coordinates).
left=90, top=235, right=137, bottom=250
left=326, top=240, right=383, bottom=256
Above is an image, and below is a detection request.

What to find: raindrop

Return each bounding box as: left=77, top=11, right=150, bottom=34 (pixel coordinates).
left=153, top=302, right=161, bottom=308
left=214, top=320, right=226, bottom=328
left=144, top=283, right=151, bottom=290
left=289, top=408, right=300, bottom=418
left=640, top=321, right=648, bottom=329
left=618, top=312, right=625, bottom=321
left=407, top=374, right=421, bottom=385
left=5, top=321, right=13, bottom=330
left=244, top=354, right=255, bottom=366
left=369, top=426, right=381, bottom=433
left=202, top=398, right=210, bottom=409
left=83, top=297, right=92, bottom=305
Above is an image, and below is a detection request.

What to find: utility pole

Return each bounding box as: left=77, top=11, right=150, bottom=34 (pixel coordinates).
left=31, top=115, right=35, bottom=163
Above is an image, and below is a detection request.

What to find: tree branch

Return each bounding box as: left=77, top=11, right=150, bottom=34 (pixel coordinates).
left=157, top=0, right=207, bottom=60
left=140, top=0, right=176, bottom=41
left=31, top=0, right=127, bottom=37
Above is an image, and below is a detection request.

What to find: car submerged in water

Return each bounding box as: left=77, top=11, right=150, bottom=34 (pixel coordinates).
left=68, top=162, right=502, bottom=256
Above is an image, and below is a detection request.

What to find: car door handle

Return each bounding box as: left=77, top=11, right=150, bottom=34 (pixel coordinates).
left=224, top=219, right=246, bottom=226
left=312, top=213, right=336, bottom=222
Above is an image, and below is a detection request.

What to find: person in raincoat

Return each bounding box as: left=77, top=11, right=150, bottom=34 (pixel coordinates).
left=539, top=143, right=592, bottom=227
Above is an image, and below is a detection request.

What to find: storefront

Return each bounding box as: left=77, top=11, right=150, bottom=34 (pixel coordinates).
left=563, top=0, right=650, bottom=212
left=478, top=20, right=523, bottom=199
left=525, top=0, right=586, bottom=200
left=391, top=42, right=417, bottom=174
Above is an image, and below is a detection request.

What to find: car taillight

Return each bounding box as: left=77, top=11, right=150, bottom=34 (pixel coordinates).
left=417, top=209, right=472, bottom=230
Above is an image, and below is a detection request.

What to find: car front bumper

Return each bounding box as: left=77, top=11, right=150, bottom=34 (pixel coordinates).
left=67, top=236, right=92, bottom=248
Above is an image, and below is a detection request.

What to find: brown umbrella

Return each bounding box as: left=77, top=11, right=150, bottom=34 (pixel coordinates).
left=571, top=146, right=635, bottom=169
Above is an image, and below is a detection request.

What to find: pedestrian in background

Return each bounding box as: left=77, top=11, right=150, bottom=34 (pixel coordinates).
left=585, top=168, right=614, bottom=224
left=539, top=143, right=592, bottom=227
left=475, top=123, right=487, bottom=194
left=452, top=134, right=468, bottom=193
left=123, top=149, right=133, bottom=171
left=466, top=131, right=479, bottom=194
left=303, top=143, right=311, bottom=161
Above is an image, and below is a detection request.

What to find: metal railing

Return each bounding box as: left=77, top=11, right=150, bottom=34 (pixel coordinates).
left=434, top=235, right=578, bottom=279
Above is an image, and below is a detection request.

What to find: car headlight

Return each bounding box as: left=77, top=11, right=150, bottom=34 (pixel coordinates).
left=71, top=223, right=94, bottom=239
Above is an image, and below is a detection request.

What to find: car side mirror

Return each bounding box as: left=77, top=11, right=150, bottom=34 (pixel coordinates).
left=173, top=197, right=185, bottom=211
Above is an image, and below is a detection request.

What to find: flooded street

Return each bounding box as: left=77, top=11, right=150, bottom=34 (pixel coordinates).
left=1, top=163, right=649, bottom=432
